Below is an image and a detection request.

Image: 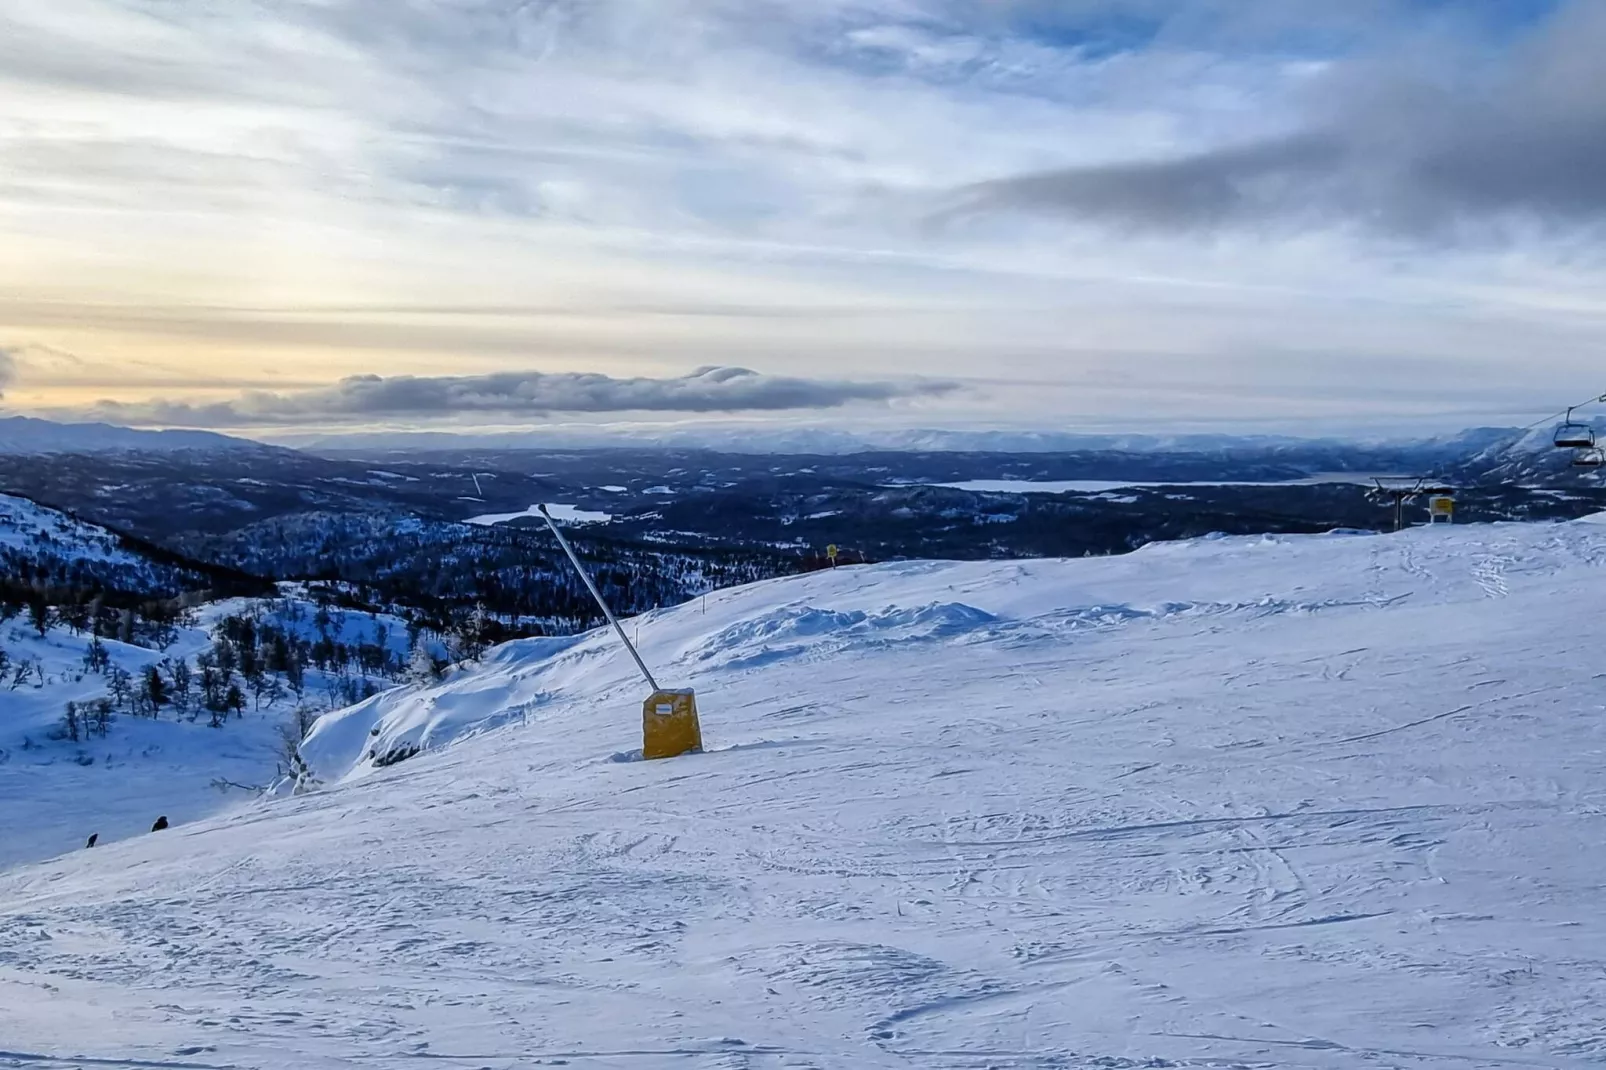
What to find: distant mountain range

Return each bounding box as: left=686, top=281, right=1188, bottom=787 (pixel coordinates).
left=0, top=416, right=268, bottom=454
left=3, top=414, right=1593, bottom=488
left=276, top=423, right=1530, bottom=457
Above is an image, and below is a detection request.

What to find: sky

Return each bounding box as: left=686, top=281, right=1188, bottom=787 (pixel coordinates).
left=1, top=0, right=1605, bottom=440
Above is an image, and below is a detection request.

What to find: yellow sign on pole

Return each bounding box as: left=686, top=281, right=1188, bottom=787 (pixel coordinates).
left=1428, top=496, right=1454, bottom=523
left=539, top=503, right=705, bottom=761
left=826, top=544, right=839, bottom=565
left=643, top=689, right=703, bottom=760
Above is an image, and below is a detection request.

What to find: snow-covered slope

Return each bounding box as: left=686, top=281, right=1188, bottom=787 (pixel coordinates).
left=0, top=491, right=149, bottom=565
left=0, top=581, right=427, bottom=870
left=0, top=618, right=278, bottom=870
left=0, top=490, right=266, bottom=601
left=5, top=520, right=1606, bottom=1067
left=1460, top=420, right=1606, bottom=486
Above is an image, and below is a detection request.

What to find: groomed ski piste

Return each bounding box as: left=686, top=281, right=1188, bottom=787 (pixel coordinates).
left=5, top=518, right=1606, bottom=1068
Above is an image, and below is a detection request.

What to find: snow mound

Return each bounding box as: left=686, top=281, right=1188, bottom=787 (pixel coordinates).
left=685, top=600, right=1000, bottom=670
left=300, top=634, right=584, bottom=780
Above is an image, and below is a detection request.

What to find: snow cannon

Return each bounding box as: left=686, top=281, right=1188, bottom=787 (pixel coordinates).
left=537, top=505, right=704, bottom=761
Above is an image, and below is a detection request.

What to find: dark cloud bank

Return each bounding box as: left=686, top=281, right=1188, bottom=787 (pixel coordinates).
left=955, top=2, right=1606, bottom=239
left=82, top=365, right=957, bottom=428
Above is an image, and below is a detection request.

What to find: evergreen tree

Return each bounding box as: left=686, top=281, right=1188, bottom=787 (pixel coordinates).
left=168, top=659, right=193, bottom=716
left=144, top=664, right=168, bottom=713
left=285, top=650, right=307, bottom=700
left=82, top=636, right=111, bottom=674
left=407, top=640, right=441, bottom=684
left=89, top=698, right=113, bottom=738
left=264, top=633, right=290, bottom=675
left=238, top=639, right=261, bottom=686
left=28, top=597, right=50, bottom=638
left=60, top=599, right=91, bottom=635
left=454, top=603, right=490, bottom=662
left=107, top=665, right=133, bottom=710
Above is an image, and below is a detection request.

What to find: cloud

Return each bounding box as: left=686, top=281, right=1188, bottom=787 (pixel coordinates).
left=958, top=133, right=1346, bottom=230
left=71, top=366, right=959, bottom=428
left=0, top=347, right=16, bottom=397
left=950, top=1, right=1606, bottom=240
left=4, top=1, right=1606, bottom=434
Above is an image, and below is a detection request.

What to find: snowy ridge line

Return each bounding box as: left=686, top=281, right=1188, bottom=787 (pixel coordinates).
left=297, top=520, right=1606, bottom=786
left=0, top=415, right=269, bottom=455
left=0, top=489, right=269, bottom=598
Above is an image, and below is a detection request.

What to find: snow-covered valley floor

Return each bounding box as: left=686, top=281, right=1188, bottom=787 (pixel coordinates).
left=4, top=521, right=1606, bottom=1068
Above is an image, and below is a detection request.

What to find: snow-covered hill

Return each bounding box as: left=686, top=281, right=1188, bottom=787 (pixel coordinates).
left=0, top=614, right=278, bottom=870
left=0, top=576, right=430, bottom=870
left=0, top=490, right=267, bottom=605
left=0, top=490, right=529, bottom=870
left=0, top=491, right=300, bottom=869
left=5, top=519, right=1606, bottom=1067
left=1, top=491, right=157, bottom=570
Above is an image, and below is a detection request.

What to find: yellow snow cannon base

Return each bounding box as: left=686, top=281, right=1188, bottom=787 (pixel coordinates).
left=642, top=688, right=704, bottom=760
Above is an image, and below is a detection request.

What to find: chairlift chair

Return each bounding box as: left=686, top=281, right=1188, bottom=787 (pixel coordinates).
left=1573, top=446, right=1606, bottom=469
left=1554, top=408, right=1596, bottom=449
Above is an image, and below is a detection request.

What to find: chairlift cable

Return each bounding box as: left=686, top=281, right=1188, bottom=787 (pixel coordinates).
left=1369, top=389, right=1606, bottom=522
left=1515, top=392, right=1606, bottom=435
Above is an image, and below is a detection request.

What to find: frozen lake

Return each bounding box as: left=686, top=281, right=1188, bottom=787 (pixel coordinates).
left=465, top=503, right=614, bottom=526
left=933, top=474, right=1395, bottom=494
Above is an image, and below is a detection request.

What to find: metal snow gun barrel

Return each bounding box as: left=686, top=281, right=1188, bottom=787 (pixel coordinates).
left=537, top=504, right=704, bottom=760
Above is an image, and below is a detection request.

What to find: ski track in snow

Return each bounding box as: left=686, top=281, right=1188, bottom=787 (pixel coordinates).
left=3, top=522, right=1606, bottom=1067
